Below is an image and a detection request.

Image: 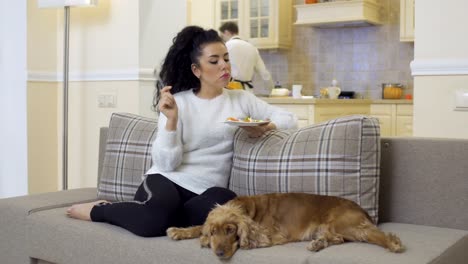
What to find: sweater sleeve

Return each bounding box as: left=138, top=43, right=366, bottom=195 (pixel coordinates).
left=243, top=92, right=298, bottom=130
left=151, top=113, right=183, bottom=172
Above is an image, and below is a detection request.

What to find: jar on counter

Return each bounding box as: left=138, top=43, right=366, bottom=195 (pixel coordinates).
left=382, top=83, right=403, bottom=99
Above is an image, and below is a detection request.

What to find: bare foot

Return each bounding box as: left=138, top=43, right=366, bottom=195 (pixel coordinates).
left=66, top=200, right=108, bottom=221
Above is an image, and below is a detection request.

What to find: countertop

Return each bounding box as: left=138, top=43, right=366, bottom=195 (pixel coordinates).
left=370, top=99, right=413, bottom=104
left=259, top=96, right=413, bottom=105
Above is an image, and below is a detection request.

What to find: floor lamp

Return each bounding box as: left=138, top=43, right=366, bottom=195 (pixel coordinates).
left=37, top=0, right=98, bottom=190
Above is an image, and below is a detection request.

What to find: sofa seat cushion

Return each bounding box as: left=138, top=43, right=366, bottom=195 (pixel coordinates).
left=25, top=207, right=468, bottom=264
left=306, top=223, right=468, bottom=264
left=0, top=188, right=97, bottom=264
left=26, top=207, right=315, bottom=264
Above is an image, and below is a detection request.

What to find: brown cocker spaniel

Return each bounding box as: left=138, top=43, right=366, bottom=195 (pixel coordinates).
left=167, top=193, right=404, bottom=260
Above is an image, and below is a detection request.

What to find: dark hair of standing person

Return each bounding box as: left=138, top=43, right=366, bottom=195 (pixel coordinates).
left=218, top=21, right=239, bottom=35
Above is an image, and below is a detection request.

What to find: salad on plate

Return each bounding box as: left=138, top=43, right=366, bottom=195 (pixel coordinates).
left=223, top=116, right=270, bottom=126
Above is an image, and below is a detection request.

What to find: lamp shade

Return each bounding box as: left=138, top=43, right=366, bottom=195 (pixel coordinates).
left=38, top=0, right=98, bottom=8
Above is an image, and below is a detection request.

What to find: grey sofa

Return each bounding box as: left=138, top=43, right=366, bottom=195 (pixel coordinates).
left=1, top=129, right=468, bottom=264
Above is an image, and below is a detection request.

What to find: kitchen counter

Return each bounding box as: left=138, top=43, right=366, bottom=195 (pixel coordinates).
left=371, top=99, right=413, bottom=104
left=260, top=96, right=412, bottom=105
left=260, top=97, right=371, bottom=128
left=259, top=96, right=413, bottom=135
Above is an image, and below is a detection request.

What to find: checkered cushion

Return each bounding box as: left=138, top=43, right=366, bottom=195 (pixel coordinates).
left=97, top=113, right=157, bottom=202
left=229, top=115, right=381, bottom=223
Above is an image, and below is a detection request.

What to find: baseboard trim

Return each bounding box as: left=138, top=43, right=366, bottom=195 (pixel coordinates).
left=28, top=68, right=156, bottom=82
left=411, top=59, right=468, bottom=76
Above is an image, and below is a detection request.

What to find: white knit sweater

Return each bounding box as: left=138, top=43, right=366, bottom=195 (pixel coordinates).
left=145, top=89, right=297, bottom=194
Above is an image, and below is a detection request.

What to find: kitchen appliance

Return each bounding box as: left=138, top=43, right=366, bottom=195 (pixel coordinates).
left=327, top=86, right=341, bottom=99
left=338, top=91, right=355, bottom=99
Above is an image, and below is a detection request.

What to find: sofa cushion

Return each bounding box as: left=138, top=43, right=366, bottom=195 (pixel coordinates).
left=229, top=115, right=381, bottom=222
left=97, top=113, right=157, bottom=202
left=25, top=206, right=468, bottom=264
left=306, top=223, right=468, bottom=264
left=26, top=207, right=316, bottom=264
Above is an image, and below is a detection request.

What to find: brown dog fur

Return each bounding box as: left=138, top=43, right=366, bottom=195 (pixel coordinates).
left=167, top=193, right=404, bottom=259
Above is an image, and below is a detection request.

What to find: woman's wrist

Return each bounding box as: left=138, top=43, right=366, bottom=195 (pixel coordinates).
left=165, top=117, right=178, bottom=131
left=265, top=122, right=276, bottom=132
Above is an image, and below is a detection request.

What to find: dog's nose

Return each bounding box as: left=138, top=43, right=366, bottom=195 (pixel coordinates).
left=215, top=249, right=225, bottom=257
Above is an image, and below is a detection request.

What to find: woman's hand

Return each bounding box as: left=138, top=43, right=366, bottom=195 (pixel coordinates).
left=240, top=122, right=276, bottom=138
left=159, top=86, right=178, bottom=131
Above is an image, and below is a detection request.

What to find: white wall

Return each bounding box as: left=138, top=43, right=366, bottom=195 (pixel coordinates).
left=0, top=0, right=28, bottom=198
left=412, top=0, right=468, bottom=139
left=138, top=0, right=188, bottom=117
left=27, top=0, right=190, bottom=191
left=139, top=0, right=188, bottom=71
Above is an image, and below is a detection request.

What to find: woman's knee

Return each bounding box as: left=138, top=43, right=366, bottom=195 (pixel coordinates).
left=201, top=187, right=237, bottom=204
left=123, top=210, right=171, bottom=237
left=183, top=187, right=236, bottom=226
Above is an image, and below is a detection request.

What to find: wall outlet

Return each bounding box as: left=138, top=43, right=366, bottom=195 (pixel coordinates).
left=454, top=89, right=468, bottom=111
left=98, top=93, right=116, bottom=108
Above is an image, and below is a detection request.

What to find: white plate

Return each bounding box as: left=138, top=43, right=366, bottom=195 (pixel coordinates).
left=223, top=120, right=270, bottom=127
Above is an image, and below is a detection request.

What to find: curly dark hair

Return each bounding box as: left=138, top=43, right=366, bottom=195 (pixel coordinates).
left=152, top=26, right=224, bottom=111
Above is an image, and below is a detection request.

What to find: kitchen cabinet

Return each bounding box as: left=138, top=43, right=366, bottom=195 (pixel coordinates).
left=395, top=104, right=413, bottom=136
left=313, top=102, right=370, bottom=124
left=271, top=104, right=313, bottom=128
left=214, top=0, right=292, bottom=49
left=188, top=0, right=216, bottom=29
left=400, top=0, right=415, bottom=42
left=262, top=98, right=371, bottom=128
left=370, top=102, right=413, bottom=136
left=294, top=0, right=383, bottom=27
left=189, top=0, right=292, bottom=49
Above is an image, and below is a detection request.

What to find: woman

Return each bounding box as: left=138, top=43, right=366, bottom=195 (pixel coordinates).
left=67, top=26, right=297, bottom=237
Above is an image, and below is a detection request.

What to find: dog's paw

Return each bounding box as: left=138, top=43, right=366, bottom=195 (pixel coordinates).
left=239, top=239, right=252, bottom=249
left=166, top=227, right=184, bottom=240
left=239, top=239, right=259, bottom=250
left=200, top=235, right=210, bottom=248
left=307, top=239, right=328, bottom=252
left=387, top=233, right=405, bottom=253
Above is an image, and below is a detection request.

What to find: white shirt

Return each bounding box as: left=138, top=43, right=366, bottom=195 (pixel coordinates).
left=226, top=36, right=272, bottom=84
left=145, top=89, right=297, bottom=194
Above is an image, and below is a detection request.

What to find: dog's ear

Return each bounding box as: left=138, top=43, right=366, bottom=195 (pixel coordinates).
left=241, top=198, right=256, bottom=219
left=232, top=197, right=256, bottom=219
left=236, top=215, right=270, bottom=249
left=200, top=223, right=211, bottom=248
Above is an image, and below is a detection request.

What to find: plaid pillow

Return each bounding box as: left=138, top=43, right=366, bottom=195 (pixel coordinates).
left=97, top=113, right=157, bottom=202
left=229, top=115, right=381, bottom=223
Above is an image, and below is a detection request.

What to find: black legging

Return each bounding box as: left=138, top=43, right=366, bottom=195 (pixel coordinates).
left=90, top=174, right=237, bottom=237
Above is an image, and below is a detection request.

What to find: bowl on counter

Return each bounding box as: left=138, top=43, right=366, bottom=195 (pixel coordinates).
left=270, top=88, right=290, bottom=97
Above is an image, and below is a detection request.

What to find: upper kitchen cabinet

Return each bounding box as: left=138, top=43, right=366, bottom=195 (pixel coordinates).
left=215, top=0, right=293, bottom=49
left=294, top=0, right=383, bottom=27
left=188, top=0, right=217, bottom=29
left=400, top=0, right=414, bottom=42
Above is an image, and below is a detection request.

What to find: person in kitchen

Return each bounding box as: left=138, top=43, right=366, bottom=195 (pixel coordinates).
left=66, top=25, right=297, bottom=237
left=219, top=21, right=274, bottom=92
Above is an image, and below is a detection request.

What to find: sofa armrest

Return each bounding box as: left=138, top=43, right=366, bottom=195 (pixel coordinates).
left=0, top=188, right=98, bottom=264
left=379, top=137, right=468, bottom=230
